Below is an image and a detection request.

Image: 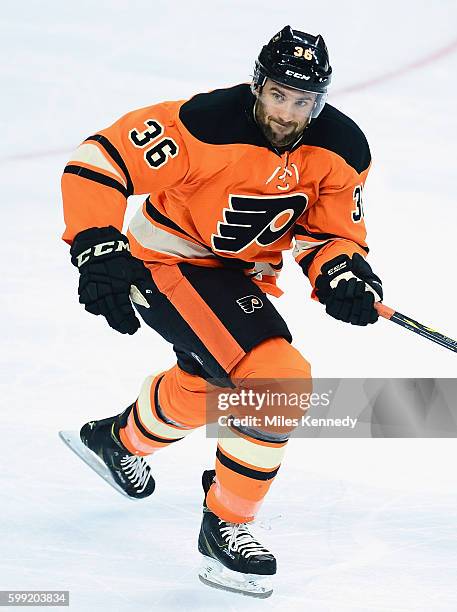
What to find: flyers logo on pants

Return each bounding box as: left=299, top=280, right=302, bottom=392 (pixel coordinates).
left=236, top=295, right=264, bottom=314
left=211, top=193, right=308, bottom=254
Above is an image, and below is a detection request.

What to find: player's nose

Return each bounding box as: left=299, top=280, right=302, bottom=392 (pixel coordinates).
left=275, top=102, right=296, bottom=124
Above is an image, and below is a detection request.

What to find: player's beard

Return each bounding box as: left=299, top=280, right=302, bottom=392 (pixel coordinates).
left=254, top=98, right=306, bottom=149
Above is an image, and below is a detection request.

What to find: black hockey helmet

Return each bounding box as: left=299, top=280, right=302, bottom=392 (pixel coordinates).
left=253, top=26, right=332, bottom=119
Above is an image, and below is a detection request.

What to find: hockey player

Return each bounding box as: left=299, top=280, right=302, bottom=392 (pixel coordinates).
left=60, top=26, right=382, bottom=597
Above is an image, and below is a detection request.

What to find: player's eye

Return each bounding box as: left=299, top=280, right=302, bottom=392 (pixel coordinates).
left=271, top=92, right=284, bottom=101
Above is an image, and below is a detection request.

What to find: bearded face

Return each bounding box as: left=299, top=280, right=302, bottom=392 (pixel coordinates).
left=254, top=79, right=316, bottom=149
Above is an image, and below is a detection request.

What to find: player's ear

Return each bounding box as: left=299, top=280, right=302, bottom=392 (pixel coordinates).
left=250, top=82, right=260, bottom=98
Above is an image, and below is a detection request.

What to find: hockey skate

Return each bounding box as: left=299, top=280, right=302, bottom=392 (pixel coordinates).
left=59, top=411, right=155, bottom=500
left=198, top=470, right=276, bottom=598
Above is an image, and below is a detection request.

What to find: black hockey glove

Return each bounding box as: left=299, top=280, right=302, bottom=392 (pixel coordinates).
left=314, top=253, right=383, bottom=326
left=70, top=226, right=150, bottom=335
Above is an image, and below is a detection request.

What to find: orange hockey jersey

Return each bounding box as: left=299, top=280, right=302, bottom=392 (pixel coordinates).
left=61, top=84, right=371, bottom=297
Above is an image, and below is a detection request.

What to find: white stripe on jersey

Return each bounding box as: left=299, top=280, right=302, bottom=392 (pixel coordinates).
left=68, top=143, right=127, bottom=185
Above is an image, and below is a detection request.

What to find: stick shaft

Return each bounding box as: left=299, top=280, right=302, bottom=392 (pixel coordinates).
left=375, top=303, right=457, bottom=353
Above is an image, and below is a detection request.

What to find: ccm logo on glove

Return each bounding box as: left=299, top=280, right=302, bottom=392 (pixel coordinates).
left=315, top=253, right=383, bottom=326
left=70, top=226, right=151, bottom=335
left=326, top=260, right=348, bottom=277
left=75, top=239, right=130, bottom=267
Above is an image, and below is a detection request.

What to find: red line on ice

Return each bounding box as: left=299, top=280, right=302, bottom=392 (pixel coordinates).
left=2, top=37, right=457, bottom=163
left=333, top=37, right=457, bottom=95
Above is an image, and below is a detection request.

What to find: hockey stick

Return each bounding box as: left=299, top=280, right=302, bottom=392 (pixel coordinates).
left=375, top=303, right=457, bottom=353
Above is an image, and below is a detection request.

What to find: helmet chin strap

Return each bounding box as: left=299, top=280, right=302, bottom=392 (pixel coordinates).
left=252, top=97, right=261, bottom=131
left=250, top=81, right=262, bottom=98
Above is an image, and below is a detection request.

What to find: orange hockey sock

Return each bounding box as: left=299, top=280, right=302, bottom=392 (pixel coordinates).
left=206, top=337, right=311, bottom=523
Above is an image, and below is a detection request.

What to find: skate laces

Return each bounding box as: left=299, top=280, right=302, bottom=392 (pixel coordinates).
left=219, top=521, right=270, bottom=558
left=119, top=455, right=151, bottom=493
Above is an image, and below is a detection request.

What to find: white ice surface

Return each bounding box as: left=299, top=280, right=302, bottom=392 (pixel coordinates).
left=1, top=1, right=457, bottom=610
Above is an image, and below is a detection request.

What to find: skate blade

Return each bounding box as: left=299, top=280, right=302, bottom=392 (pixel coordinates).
left=58, top=430, right=139, bottom=501
left=198, top=556, right=273, bottom=598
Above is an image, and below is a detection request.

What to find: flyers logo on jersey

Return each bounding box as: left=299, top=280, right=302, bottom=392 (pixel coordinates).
left=236, top=295, right=264, bottom=314
left=211, top=193, right=308, bottom=254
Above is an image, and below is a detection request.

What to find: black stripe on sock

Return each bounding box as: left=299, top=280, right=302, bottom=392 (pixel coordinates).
left=132, top=402, right=184, bottom=444
left=64, top=165, right=128, bottom=197
left=153, top=376, right=178, bottom=426
left=153, top=376, right=167, bottom=424
left=216, top=447, right=279, bottom=481
left=85, top=134, right=134, bottom=196
left=227, top=418, right=289, bottom=444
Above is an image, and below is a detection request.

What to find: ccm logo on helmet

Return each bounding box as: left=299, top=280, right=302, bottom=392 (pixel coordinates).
left=76, top=240, right=130, bottom=267
left=285, top=69, right=311, bottom=80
